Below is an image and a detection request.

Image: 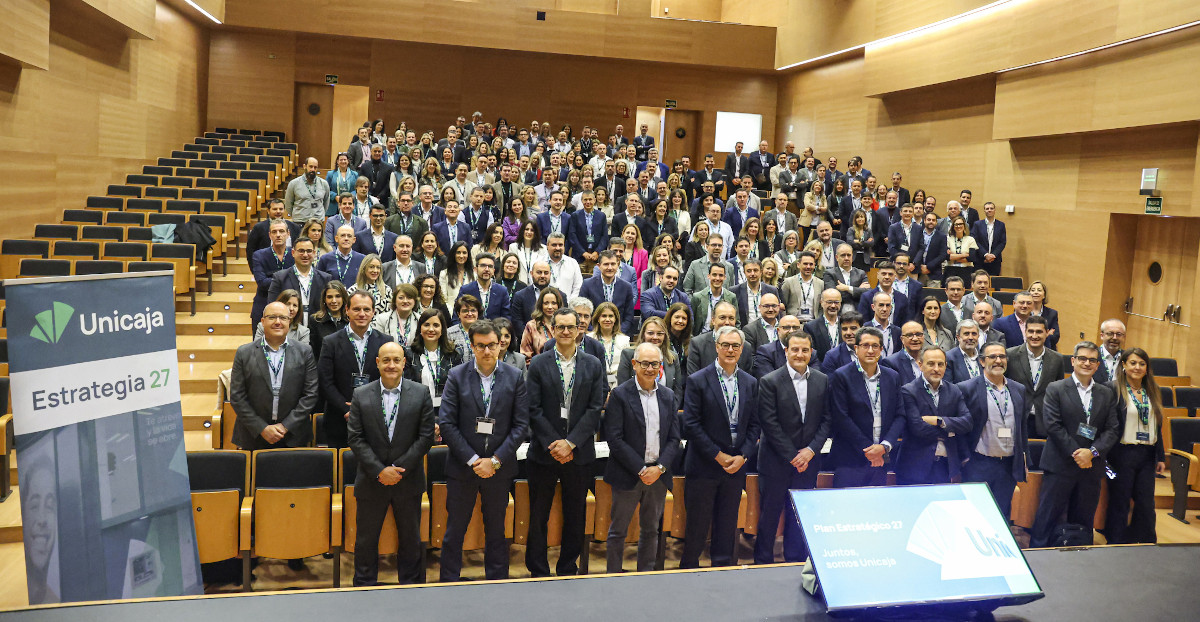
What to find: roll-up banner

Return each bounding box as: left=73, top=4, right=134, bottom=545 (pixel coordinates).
left=6, top=272, right=202, bottom=605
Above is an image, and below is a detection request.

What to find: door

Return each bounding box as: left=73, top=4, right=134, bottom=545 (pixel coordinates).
left=331, top=85, right=370, bottom=168
left=1125, top=215, right=1198, bottom=364
left=663, top=109, right=700, bottom=165
left=293, top=83, right=334, bottom=169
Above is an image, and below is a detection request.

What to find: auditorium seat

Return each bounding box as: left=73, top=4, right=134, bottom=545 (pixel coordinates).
left=1175, top=387, right=1200, bottom=417
left=125, top=174, right=160, bottom=187
left=176, top=167, right=209, bottom=179
left=158, top=157, right=188, bottom=167
left=126, top=198, right=165, bottom=213
left=1158, top=375, right=1193, bottom=388
left=166, top=199, right=203, bottom=214
left=1167, top=417, right=1200, bottom=523
left=199, top=152, right=228, bottom=162
left=142, top=165, right=174, bottom=176
left=0, top=239, right=50, bottom=279
left=87, top=195, right=125, bottom=211
left=195, top=137, right=220, bottom=146
left=1161, top=407, right=1189, bottom=453
left=920, top=287, right=948, bottom=302
left=1151, top=357, right=1179, bottom=377
left=107, top=184, right=142, bottom=198
left=103, top=241, right=149, bottom=264
left=993, top=290, right=1017, bottom=306
left=187, top=449, right=253, bottom=591
left=0, top=379, right=11, bottom=501
left=18, top=258, right=71, bottom=278
left=52, top=241, right=101, bottom=262
left=184, top=143, right=210, bottom=153
left=149, top=212, right=187, bottom=227
left=33, top=224, right=79, bottom=241
left=182, top=188, right=218, bottom=202
left=250, top=448, right=342, bottom=588
left=75, top=260, right=125, bottom=276
left=190, top=213, right=229, bottom=274
left=203, top=201, right=242, bottom=258
left=992, top=276, right=1024, bottom=290
left=126, top=227, right=154, bottom=242
left=1012, top=438, right=1047, bottom=529
left=144, top=186, right=182, bottom=200
left=195, top=177, right=228, bottom=190
left=104, top=211, right=148, bottom=227
left=62, top=209, right=104, bottom=225
left=163, top=176, right=195, bottom=188
left=1161, top=386, right=1175, bottom=408
left=338, top=448, right=430, bottom=580
left=188, top=159, right=217, bottom=169
left=128, top=260, right=175, bottom=274
left=151, top=243, right=201, bottom=313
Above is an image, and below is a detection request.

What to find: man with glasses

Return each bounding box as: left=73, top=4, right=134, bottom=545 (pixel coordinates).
left=385, top=191, right=430, bottom=242
left=681, top=326, right=759, bottom=568
left=742, top=292, right=783, bottom=353
left=828, top=326, right=903, bottom=488
left=438, top=320, right=530, bottom=581
left=882, top=321, right=925, bottom=385
left=687, top=301, right=752, bottom=375
left=605, top=343, right=682, bottom=572
left=457, top=253, right=510, bottom=321
left=267, top=238, right=332, bottom=327
left=896, top=347, right=972, bottom=485
left=946, top=319, right=984, bottom=384
left=753, top=315, right=803, bottom=379
left=353, top=204, right=399, bottom=262
left=958, top=341, right=1028, bottom=522
left=541, top=299, right=608, bottom=379
left=1029, top=341, right=1121, bottom=547
left=1094, top=319, right=1126, bottom=384
left=819, top=311, right=864, bottom=375
left=317, top=291, right=395, bottom=448
left=754, top=331, right=830, bottom=563
left=231, top=301, right=319, bottom=451
left=524, top=309, right=606, bottom=577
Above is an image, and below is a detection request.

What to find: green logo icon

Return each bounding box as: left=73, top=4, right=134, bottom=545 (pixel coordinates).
left=30, top=302, right=75, bottom=344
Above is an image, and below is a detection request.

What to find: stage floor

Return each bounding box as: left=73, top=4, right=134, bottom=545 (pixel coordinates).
left=1, top=545, right=1197, bottom=621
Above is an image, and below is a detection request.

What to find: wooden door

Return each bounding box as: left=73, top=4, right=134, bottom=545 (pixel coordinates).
left=1126, top=216, right=1199, bottom=364
left=664, top=109, right=700, bottom=164
left=293, top=83, right=334, bottom=169
left=331, top=85, right=370, bottom=167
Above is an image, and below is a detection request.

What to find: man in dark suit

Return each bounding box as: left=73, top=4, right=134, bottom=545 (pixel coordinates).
left=888, top=172, right=911, bottom=208
left=456, top=253, right=510, bottom=321
left=863, top=292, right=904, bottom=358
left=828, top=326, right=904, bottom=487
left=250, top=219, right=295, bottom=331
left=230, top=302, right=319, bottom=450
left=352, top=205, right=399, bottom=262
left=887, top=204, right=924, bottom=263
left=315, top=224, right=366, bottom=286
left=754, top=331, right=831, bottom=563
left=687, top=301, right=752, bottom=375
left=915, top=211, right=949, bottom=285
left=970, top=202, right=1006, bottom=275
left=318, top=291, right=394, bottom=448
left=882, top=321, right=926, bottom=386
left=804, top=289, right=843, bottom=364
left=958, top=340, right=1028, bottom=522
left=692, top=154, right=726, bottom=199
left=723, top=142, right=749, bottom=188
left=358, top=144, right=397, bottom=204
left=511, top=261, right=560, bottom=330
left=856, top=261, right=910, bottom=326
left=431, top=200, right=472, bottom=256
left=266, top=238, right=331, bottom=327
left=246, top=199, right=300, bottom=259
left=438, top=320, right=530, bottom=581
left=346, top=342, right=436, bottom=586
left=1094, top=319, right=1126, bottom=385
left=741, top=292, right=782, bottom=353
left=896, top=347, right=973, bottom=485
left=732, top=259, right=780, bottom=329
left=823, top=244, right=871, bottom=311
left=347, top=127, right=372, bottom=169
left=568, top=191, right=608, bottom=264
left=681, top=326, right=759, bottom=568
left=605, top=343, right=681, bottom=572
left=632, top=123, right=655, bottom=161
left=640, top=266, right=690, bottom=321
left=1006, top=316, right=1068, bottom=438
left=1030, top=341, right=1121, bottom=547
left=945, top=319, right=983, bottom=384
left=819, top=311, right=864, bottom=375
left=747, top=140, right=776, bottom=193
left=379, top=235, right=427, bottom=291
left=752, top=315, right=802, bottom=379
left=524, top=309, right=606, bottom=577
left=578, top=251, right=636, bottom=335
left=993, top=291, right=1034, bottom=347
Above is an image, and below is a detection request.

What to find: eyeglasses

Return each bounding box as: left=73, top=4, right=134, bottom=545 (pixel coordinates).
left=1101, top=331, right=1126, bottom=338
left=856, top=343, right=882, bottom=351
left=473, top=343, right=501, bottom=352
left=1073, top=356, right=1101, bottom=364
left=263, top=315, right=290, bottom=322
left=902, top=332, right=923, bottom=338
left=633, top=360, right=662, bottom=369
left=982, top=354, right=1008, bottom=361
left=553, top=324, right=576, bottom=333
left=716, top=342, right=743, bottom=350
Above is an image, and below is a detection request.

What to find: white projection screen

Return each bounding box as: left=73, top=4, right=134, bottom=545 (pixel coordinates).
left=713, top=111, right=762, bottom=152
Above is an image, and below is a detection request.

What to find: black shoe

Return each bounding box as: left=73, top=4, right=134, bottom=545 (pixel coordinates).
left=287, top=558, right=306, bottom=571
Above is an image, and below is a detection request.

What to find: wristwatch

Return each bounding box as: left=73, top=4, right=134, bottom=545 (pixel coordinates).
left=657, top=464, right=667, bottom=474
left=491, top=457, right=502, bottom=470
left=1090, top=447, right=1100, bottom=459
left=937, top=417, right=946, bottom=429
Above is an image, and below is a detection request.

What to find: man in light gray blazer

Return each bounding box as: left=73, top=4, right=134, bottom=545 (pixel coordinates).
left=230, top=301, right=320, bottom=450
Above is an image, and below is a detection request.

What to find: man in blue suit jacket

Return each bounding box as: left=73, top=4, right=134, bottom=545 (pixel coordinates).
left=250, top=219, right=295, bottom=329
left=896, top=348, right=974, bottom=485
left=456, top=253, right=511, bottom=321
left=752, top=315, right=803, bottom=379
left=970, top=202, right=1007, bottom=276
left=856, top=261, right=910, bottom=325
left=863, top=292, right=904, bottom=357
left=819, top=312, right=864, bottom=375
left=510, top=261, right=556, bottom=330
left=681, top=326, right=759, bottom=569
left=266, top=238, right=332, bottom=326
left=579, top=251, right=636, bottom=334
left=881, top=321, right=926, bottom=386
left=431, top=201, right=473, bottom=255
left=957, top=341, right=1028, bottom=521
left=352, top=205, right=399, bottom=262
left=316, top=224, right=366, bottom=286
left=639, top=266, right=689, bottom=321
left=915, top=211, right=949, bottom=283
left=437, top=321, right=529, bottom=582
left=567, top=193, right=608, bottom=262
left=992, top=291, right=1034, bottom=347
left=886, top=205, right=924, bottom=261
left=754, top=331, right=831, bottom=563
left=828, top=326, right=904, bottom=488
left=536, top=191, right=573, bottom=244
left=721, top=189, right=759, bottom=237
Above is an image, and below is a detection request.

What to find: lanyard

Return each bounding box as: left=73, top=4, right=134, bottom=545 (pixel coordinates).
left=555, top=350, right=577, bottom=407
left=1030, top=354, right=1043, bottom=386
left=718, top=371, right=739, bottom=425
left=263, top=342, right=287, bottom=389
left=1080, top=385, right=1093, bottom=423
left=860, top=367, right=881, bottom=417
left=449, top=222, right=458, bottom=245
left=335, top=253, right=353, bottom=282
left=382, top=387, right=400, bottom=431
left=923, top=381, right=939, bottom=408
left=478, top=372, right=493, bottom=417
left=397, top=213, right=412, bottom=234
left=479, top=284, right=491, bottom=311
left=1128, top=387, right=1150, bottom=426
left=585, top=209, right=596, bottom=242
left=273, top=251, right=287, bottom=272
left=602, top=336, right=617, bottom=366
left=347, top=328, right=369, bottom=374
left=967, top=357, right=980, bottom=378
left=423, top=350, right=443, bottom=387
left=294, top=267, right=312, bottom=303
left=603, top=280, right=614, bottom=302
left=987, top=383, right=1010, bottom=425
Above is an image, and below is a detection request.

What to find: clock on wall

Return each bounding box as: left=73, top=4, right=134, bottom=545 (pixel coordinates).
left=675, top=127, right=686, bottom=138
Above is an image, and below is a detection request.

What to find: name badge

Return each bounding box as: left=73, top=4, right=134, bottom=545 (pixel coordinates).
left=1078, top=423, right=1097, bottom=441
left=476, top=417, right=495, bottom=435
left=997, top=427, right=1013, bottom=439
left=352, top=373, right=370, bottom=388
left=1136, top=431, right=1151, bottom=443
left=561, top=406, right=570, bottom=420
left=271, top=386, right=280, bottom=397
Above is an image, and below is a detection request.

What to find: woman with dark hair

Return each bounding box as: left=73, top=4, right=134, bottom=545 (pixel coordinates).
left=683, top=220, right=711, bottom=274
left=413, top=231, right=445, bottom=276
left=309, top=280, right=349, bottom=362
left=759, top=217, right=783, bottom=259
left=646, top=199, right=678, bottom=242
left=413, top=273, right=449, bottom=320
left=439, top=242, right=473, bottom=304
left=498, top=252, right=527, bottom=299
left=911, top=188, right=927, bottom=208
left=254, top=289, right=311, bottom=343
left=664, top=302, right=693, bottom=363
left=919, top=296, right=955, bottom=350
left=370, top=119, right=387, bottom=145
left=404, top=309, right=462, bottom=409
left=1028, top=279, right=1061, bottom=350
left=653, top=233, right=683, bottom=271
left=590, top=301, right=630, bottom=388
left=508, top=220, right=548, bottom=282
left=1105, top=347, right=1166, bottom=544
left=372, top=284, right=420, bottom=347
left=438, top=146, right=457, bottom=180
left=472, top=223, right=506, bottom=262
left=492, top=317, right=527, bottom=368
left=501, top=196, right=528, bottom=246
left=521, top=287, right=562, bottom=359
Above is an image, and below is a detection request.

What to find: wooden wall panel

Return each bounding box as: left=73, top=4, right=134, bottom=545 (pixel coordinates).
left=863, top=0, right=1200, bottom=96
left=221, top=0, right=775, bottom=71
left=652, top=0, right=722, bottom=22
left=207, top=29, right=294, bottom=135
left=0, top=1, right=207, bottom=239
left=994, top=27, right=1200, bottom=139
left=78, top=0, right=156, bottom=39
left=1076, top=125, right=1197, bottom=216
left=0, top=0, right=50, bottom=69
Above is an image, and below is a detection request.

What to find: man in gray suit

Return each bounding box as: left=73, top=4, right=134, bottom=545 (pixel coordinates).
left=230, top=301, right=319, bottom=451
left=687, top=301, right=752, bottom=375
left=761, top=193, right=798, bottom=239
left=346, top=342, right=436, bottom=586
left=822, top=244, right=869, bottom=311
left=681, top=235, right=732, bottom=295
left=380, top=234, right=427, bottom=290
left=1005, top=316, right=1067, bottom=438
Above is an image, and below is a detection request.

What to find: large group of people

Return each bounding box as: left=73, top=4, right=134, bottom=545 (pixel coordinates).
left=232, top=115, right=1167, bottom=586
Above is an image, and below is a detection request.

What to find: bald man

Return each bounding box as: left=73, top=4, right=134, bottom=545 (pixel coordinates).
left=230, top=301, right=318, bottom=450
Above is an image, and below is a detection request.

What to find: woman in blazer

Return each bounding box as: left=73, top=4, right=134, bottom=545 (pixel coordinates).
left=1105, top=347, right=1166, bottom=544
left=1029, top=279, right=1061, bottom=350
left=403, top=309, right=463, bottom=410
left=758, top=218, right=784, bottom=260
left=326, top=153, right=359, bottom=216
left=803, top=180, right=829, bottom=235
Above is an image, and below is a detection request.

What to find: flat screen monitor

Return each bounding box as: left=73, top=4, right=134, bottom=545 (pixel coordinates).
left=790, top=483, right=1044, bottom=616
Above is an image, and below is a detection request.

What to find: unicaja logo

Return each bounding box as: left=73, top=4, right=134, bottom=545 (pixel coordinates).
left=30, top=302, right=75, bottom=344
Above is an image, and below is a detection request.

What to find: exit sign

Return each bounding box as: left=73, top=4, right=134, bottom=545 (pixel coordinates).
left=325, top=74, right=338, bottom=84
left=1145, top=196, right=1163, bottom=215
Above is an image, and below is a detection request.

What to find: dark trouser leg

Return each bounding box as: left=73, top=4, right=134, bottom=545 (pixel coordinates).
left=1030, top=470, right=1076, bottom=548
left=708, top=472, right=747, bottom=567
left=607, top=484, right=642, bottom=573
left=556, top=462, right=591, bottom=576
left=754, top=470, right=788, bottom=564
left=1128, top=447, right=1159, bottom=543
left=392, top=492, right=424, bottom=584
left=930, top=458, right=951, bottom=484
left=439, top=477, right=479, bottom=582
left=635, top=479, right=668, bottom=572
left=832, top=465, right=887, bottom=488
left=1066, top=467, right=1102, bottom=544
left=680, top=477, right=719, bottom=569
left=480, top=476, right=512, bottom=580
left=524, top=460, right=560, bottom=577
left=964, top=453, right=1016, bottom=522
left=353, top=495, right=389, bottom=586
left=1104, top=445, right=1138, bottom=545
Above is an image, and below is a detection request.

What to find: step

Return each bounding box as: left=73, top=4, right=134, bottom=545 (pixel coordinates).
left=178, top=361, right=230, bottom=392
left=177, top=293, right=254, bottom=314
left=211, top=275, right=257, bottom=293
left=176, top=335, right=244, bottom=362
left=177, top=312, right=253, bottom=336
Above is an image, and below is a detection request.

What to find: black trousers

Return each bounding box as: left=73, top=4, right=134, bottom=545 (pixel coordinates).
left=353, top=490, right=423, bottom=586
left=1030, top=465, right=1103, bottom=548
left=832, top=465, right=887, bottom=488
left=963, top=453, right=1016, bottom=522
left=979, top=259, right=1002, bottom=276
left=1104, top=444, right=1158, bottom=544
left=439, top=475, right=512, bottom=582
left=896, top=457, right=952, bottom=486
left=754, top=463, right=819, bottom=564
left=524, top=459, right=590, bottom=577
left=681, top=472, right=747, bottom=568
